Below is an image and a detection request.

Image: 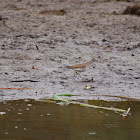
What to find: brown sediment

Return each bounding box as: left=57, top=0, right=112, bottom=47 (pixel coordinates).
left=123, top=5, right=140, bottom=16
left=39, top=9, right=66, bottom=16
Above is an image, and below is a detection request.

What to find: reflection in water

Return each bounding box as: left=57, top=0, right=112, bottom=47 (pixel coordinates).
left=0, top=100, right=139, bottom=140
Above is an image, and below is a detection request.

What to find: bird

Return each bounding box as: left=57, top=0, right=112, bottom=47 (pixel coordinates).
left=67, top=58, right=95, bottom=80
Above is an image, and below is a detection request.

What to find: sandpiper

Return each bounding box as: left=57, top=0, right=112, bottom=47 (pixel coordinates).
left=67, top=58, right=95, bottom=80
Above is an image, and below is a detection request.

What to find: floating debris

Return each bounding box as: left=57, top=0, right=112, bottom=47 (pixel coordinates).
left=0, top=112, right=6, bottom=115
left=53, top=94, right=131, bottom=117
left=38, top=94, right=131, bottom=117
left=88, top=131, right=96, bottom=135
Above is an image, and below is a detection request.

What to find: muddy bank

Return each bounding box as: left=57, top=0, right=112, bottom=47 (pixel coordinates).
left=0, top=0, right=140, bottom=101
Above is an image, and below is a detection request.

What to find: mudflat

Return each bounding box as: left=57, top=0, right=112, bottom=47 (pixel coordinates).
left=0, top=0, right=140, bottom=101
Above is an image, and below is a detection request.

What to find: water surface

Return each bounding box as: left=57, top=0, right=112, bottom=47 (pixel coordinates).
left=0, top=100, right=139, bottom=140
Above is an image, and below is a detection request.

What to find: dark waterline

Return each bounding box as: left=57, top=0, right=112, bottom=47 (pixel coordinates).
left=0, top=100, right=140, bottom=140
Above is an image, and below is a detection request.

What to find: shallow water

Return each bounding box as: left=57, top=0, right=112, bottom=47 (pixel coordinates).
left=0, top=99, right=139, bottom=140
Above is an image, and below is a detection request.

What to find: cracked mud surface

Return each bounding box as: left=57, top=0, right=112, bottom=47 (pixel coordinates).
left=0, top=0, right=140, bottom=101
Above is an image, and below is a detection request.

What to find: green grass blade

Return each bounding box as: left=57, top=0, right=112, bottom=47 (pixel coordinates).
left=53, top=95, right=69, bottom=102
left=53, top=95, right=63, bottom=100
left=53, top=95, right=130, bottom=116
left=80, top=103, right=126, bottom=113
left=57, top=94, right=76, bottom=97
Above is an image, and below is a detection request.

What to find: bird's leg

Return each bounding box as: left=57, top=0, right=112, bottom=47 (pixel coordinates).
left=73, top=69, right=85, bottom=80
left=78, top=72, right=85, bottom=81
left=73, top=69, right=77, bottom=80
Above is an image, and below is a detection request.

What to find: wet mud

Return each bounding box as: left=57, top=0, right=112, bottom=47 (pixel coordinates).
left=0, top=0, right=140, bottom=101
